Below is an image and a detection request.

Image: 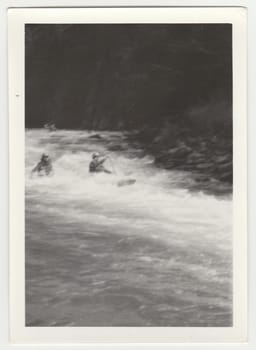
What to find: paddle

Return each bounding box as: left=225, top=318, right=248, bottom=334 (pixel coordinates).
left=106, top=155, right=136, bottom=187
left=106, top=155, right=117, bottom=175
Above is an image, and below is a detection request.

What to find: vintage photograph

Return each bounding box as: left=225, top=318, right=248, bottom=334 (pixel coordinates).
left=25, top=23, right=233, bottom=327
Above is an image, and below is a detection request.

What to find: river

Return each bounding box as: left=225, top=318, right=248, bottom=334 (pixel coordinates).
left=25, top=129, right=232, bottom=327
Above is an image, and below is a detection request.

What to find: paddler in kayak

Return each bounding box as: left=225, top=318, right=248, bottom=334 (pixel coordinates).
left=89, top=152, right=112, bottom=174
left=31, top=153, right=53, bottom=176
left=44, top=122, right=57, bottom=132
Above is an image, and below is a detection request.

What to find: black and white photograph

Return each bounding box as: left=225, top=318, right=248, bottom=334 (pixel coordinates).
left=24, top=22, right=235, bottom=328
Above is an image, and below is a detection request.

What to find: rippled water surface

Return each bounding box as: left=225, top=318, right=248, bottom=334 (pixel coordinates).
left=25, top=129, right=232, bottom=327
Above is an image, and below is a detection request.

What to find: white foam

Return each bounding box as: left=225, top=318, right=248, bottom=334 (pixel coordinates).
left=26, top=129, right=232, bottom=252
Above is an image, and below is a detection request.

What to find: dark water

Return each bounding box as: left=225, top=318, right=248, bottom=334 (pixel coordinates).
left=25, top=129, right=232, bottom=327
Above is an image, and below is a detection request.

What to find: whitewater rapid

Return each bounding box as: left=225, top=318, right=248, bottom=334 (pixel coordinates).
left=25, top=129, right=232, bottom=327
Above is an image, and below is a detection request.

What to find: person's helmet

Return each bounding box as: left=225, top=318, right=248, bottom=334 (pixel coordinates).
left=92, top=152, right=100, bottom=159
left=41, top=153, right=49, bottom=160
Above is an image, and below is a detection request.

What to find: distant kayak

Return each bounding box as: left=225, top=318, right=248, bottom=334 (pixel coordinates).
left=44, top=123, right=57, bottom=132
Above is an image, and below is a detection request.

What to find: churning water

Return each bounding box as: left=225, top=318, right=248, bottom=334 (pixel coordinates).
left=25, top=129, right=232, bottom=327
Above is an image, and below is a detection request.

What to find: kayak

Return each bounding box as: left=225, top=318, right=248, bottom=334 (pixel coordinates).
left=117, top=178, right=136, bottom=187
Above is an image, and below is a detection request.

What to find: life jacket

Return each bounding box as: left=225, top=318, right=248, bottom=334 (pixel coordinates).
left=89, top=159, right=104, bottom=172
left=38, top=159, right=52, bottom=174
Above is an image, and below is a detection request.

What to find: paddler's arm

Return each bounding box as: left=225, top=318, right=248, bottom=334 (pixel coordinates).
left=31, top=163, right=40, bottom=176
left=98, top=157, right=107, bottom=165
left=31, top=163, right=39, bottom=173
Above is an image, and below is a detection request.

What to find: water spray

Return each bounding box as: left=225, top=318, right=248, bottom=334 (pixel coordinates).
left=107, top=155, right=117, bottom=175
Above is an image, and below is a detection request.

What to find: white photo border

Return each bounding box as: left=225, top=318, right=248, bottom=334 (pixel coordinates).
left=8, top=6, right=247, bottom=345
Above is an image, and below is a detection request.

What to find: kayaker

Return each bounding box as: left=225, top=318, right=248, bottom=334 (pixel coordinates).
left=32, top=153, right=53, bottom=176
left=44, top=123, right=56, bottom=132
left=89, top=152, right=112, bottom=174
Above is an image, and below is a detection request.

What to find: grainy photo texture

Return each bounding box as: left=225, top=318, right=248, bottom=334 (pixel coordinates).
left=25, top=24, right=233, bottom=327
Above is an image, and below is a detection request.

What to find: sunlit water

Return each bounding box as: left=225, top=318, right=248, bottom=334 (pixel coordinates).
left=25, top=129, right=232, bottom=327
